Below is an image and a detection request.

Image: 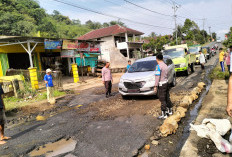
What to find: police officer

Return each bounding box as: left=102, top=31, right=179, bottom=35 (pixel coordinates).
left=154, top=53, right=172, bottom=119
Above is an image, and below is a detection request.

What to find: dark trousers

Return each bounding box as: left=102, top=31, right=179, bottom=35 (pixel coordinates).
left=201, top=63, right=205, bottom=70
left=104, top=81, right=112, bottom=95
left=220, top=61, right=225, bottom=72
left=228, top=65, right=232, bottom=75
left=158, top=83, right=172, bottom=111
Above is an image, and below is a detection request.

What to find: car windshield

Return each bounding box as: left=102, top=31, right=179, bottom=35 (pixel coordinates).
left=128, top=60, right=157, bottom=73
left=189, top=47, right=200, bottom=54
left=163, top=48, right=185, bottom=58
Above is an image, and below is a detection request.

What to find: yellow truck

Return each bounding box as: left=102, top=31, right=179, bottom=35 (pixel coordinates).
left=163, top=44, right=196, bottom=75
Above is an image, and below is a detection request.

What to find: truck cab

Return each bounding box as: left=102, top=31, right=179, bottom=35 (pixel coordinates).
left=163, top=44, right=196, bottom=76
left=189, top=45, right=203, bottom=64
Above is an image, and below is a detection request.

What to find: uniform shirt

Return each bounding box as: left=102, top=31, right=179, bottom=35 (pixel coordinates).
left=102, top=67, right=112, bottom=82
left=199, top=53, right=205, bottom=64
left=0, top=85, right=4, bottom=109
left=155, top=62, right=168, bottom=87
left=44, top=74, right=54, bottom=87
left=219, top=51, right=225, bottom=62
left=127, top=64, right=131, bottom=70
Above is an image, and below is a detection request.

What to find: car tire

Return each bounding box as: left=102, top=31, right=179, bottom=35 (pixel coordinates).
left=171, top=74, right=176, bottom=87
left=185, top=66, right=191, bottom=76
left=191, top=63, right=195, bottom=72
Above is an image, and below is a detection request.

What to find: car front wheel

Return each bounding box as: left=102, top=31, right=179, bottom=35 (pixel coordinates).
left=171, top=74, right=176, bottom=87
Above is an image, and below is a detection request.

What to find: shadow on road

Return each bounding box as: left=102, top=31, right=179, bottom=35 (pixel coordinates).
left=11, top=123, right=46, bottom=140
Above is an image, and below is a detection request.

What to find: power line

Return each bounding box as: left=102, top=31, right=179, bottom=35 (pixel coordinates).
left=123, top=0, right=173, bottom=17
left=123, top=0, right=204, bottom=21
left=104, top=0, right=173, bottom=21
left=51, top=0, right=174, bottom=30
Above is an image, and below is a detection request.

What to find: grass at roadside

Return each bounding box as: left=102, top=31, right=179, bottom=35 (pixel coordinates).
left=4, top=90, right=66, bottom=111
left=210, top=63, right=230, bottom=80
left=201, top=42, right=210, bottom=46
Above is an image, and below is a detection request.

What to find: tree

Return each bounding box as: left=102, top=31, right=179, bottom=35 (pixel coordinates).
left=212, top=32, right=217, bottom=41
left=109, top=20, right=126, bottom=27
left=149, top=32, right=156, bottom=38
left=223, top=27, right=232, bottom=48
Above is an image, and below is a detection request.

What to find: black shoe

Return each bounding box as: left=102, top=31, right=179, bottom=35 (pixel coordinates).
left=109, top=94, right=113, bottom=97
left=106, top=95, right=109, bottom=98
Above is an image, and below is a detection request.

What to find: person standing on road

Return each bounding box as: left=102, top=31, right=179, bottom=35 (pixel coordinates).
left=127, top=60, right=131, bottom=71
left=225, top=48, right=231, bottom=75
left=199, top=50, right=206, bottom=70
left=219, top=48, right=225, bottom=72
left=154, top=53, right=172, bottom=119
left=102, top=62, right=113, bottom=98
left=0, top=85, right=11, bottom=144
left=44, top=69, right=54, bottom=103
left=227, top=75, right=232, bottom=116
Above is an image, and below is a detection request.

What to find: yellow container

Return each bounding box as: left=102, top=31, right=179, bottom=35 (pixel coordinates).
left=28, top=67, right=39, bottom=89
left=72, top=64, right=79, bottom=83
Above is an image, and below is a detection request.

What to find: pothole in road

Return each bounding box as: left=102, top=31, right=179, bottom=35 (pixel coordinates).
left=29, top=138, right=77, bottom=157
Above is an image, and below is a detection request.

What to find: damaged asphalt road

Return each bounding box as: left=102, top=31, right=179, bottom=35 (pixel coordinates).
left=0, top=43, right=220, bottom=157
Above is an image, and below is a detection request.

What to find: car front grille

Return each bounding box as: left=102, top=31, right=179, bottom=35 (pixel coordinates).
left=124, top=81, right=145, bottom=89
left=175, top=64, right=180, bottom=68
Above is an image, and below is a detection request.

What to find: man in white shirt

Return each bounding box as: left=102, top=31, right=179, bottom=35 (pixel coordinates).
left=199, top=50, right=206, bottom=70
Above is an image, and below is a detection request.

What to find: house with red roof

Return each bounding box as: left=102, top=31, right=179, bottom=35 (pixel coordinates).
left=78, top=25, right=144, bottom=68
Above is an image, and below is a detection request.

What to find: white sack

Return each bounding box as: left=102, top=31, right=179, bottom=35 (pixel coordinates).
left=190, top=118, right=232, bottom=153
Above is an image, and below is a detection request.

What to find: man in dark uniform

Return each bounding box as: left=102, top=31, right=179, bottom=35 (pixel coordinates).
left=154, top=53, right=173, bottom=119
left=0, top=85, right=10, bottom=144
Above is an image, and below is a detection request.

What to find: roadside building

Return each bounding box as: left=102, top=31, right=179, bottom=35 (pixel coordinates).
left=78, top=25, right=144, bottom=69
left=0, top=36, right=100, bottom=76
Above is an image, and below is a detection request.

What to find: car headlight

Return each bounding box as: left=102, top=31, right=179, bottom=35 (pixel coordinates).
left=147, top=77, right=156, bottom=82
left=180, top=63, right=186, bottom=68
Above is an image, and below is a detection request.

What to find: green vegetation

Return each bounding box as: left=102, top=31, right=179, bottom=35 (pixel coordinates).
left=143, top=19, right=216, bottom=54
left=0, top=0, right=126, bottom=38
left=143, top=35, right=171, bottom=52
left=210, top=64, right=230, bottom=80
left=223, top=27, right=232, bottom=48
left=172, top=19, right=214, bottom=45
left=4, top=89, right=66, bottom=111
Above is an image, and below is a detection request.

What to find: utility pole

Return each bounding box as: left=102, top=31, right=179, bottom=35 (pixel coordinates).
left=172, top=2, right=180, bottom=45
left=208, top=26, right=212, bottom=40
left=202, top=18, right=206, bottom=43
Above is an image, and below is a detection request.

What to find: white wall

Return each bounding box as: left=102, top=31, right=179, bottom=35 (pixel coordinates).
left=99, top=36, right=128, bottom=68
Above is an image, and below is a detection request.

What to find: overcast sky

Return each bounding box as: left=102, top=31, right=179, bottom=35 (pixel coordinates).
left=38, top=0, right=232, bottom=39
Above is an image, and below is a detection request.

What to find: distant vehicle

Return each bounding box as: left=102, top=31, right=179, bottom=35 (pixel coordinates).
left=202, top=46, right=212, bottom=59
left=211, top=47, right=217, bottom=56
left=118, top=56, right=176, bottom=97
left=216, top=39, right=221, bottom=43
left=163, top=44, right=196, bottom=76
left=189, top=45, right=206, bottom=64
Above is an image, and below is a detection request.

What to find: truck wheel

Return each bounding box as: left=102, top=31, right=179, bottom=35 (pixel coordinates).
left=191, top=63, right=195, bottom=72
left=185, top=66, right=191, bottom=76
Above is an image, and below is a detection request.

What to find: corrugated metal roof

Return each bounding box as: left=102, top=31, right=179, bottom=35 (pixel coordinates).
left=78, top=25, right=144, bottom=40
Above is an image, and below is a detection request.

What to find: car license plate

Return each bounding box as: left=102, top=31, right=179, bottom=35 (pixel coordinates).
left=128, top=89, right=140, bottom=93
